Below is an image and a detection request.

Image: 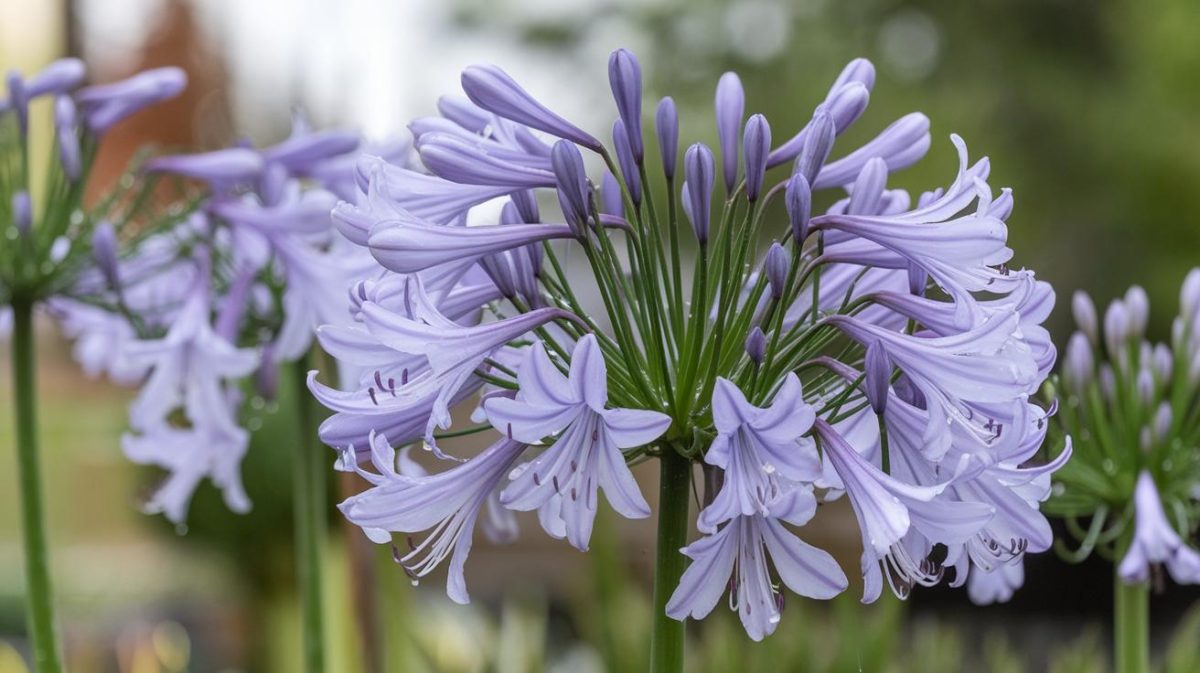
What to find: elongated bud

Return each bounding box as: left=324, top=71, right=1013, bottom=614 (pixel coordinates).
left=1125, top=286, right=1149, bottom=339
left=847, top=157, right=888, bottom=216
left=600, top=171, right=623, bottom=217
left=1072, top=291, right=1098, bottom=344
left=551, top=140, right=590, bottom=235
left=683, top=143, right=715, bottom=245
left=1064, top=332, right=1094, bottom=391
left=1153, top=343, right=1173, bottom=381
left=12, top=190, right=31, bottom=237
left=92, top=220, right=120, bottom=289
left=767, top=83, right=869, bottom=169
left=1181, top=269, right=1200, bottom=323
left=1104, top=299, right=1130, bottom=359
left=656, top=97, right=678, bottom=180
left=54, top=96, right=81, bottom=181
left=785, top=173, right=811, bottom=245
left=608, top=48, right=643, bottom=162
left=256, top=345, right=279, bottom=402
left=6, top=71, right=28, bottom=133
left=864, top=340, right=891, bottom=415
left=1136, top=367, right=1155, bottom=406
left=612, top=119, right=641, bottom=205
left=794, top=111, right=835, bottom=185
left=461, top=64, right=602, bottom=152
left=715, top=72, right=744, bottom=193
left=745, top=326, right=766, bottom=364
left=831, top=58, right=876, bottom=92
left=765, top=242, right=788, bottom=299
left=1153, top=402, right=1172, bottom=443
left=742, top=114, right=771, bottom=201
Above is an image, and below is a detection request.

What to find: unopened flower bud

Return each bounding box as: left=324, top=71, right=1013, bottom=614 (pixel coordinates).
left=612, top=119, right=641, bottom=205
left=1153, top=402, right=1172, bottom=443
left=745, top=326, right=766, bottom=364
left=607, top=48, right=643, bottom=162
left=743, top=114, right=771, bottom=201
left=1181, top=268, right=1200, bottom=323
left=256, top=346, right=279, bottom=402
left=1104, top=299, right=1129, bottom=359
left=656, top=97, right=678, bottom=180
left=1072, top=291, right=1098, bottom=344
left=765, top=242, right=789, bottom=300
left=715, top=72, right=744, bottom=193
left=12, top=190, right=31, bottom=237
left=794, top=110, right=835, bottom=186
left=1136, top=367, right=1155, bottom=406
left=847, top=157, right=888, bottom=216
left=600, top=171, right=623, bottom=217
left=91, top=220, right=120, bottom=289
left=1124, top=286, right=1149, bottom=339
left=1099, top=364, right=1117, bottom=401
left=551, top=139, right=590, bottom=235
left=683, top=143, right=715, bottom=245
left=785, top=172, right=812, bottom=245
left=1064, top=332, right=1094, bottom=391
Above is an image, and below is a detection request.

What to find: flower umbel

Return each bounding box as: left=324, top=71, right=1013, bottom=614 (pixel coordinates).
left=307, top=49, right=1062, bottom=642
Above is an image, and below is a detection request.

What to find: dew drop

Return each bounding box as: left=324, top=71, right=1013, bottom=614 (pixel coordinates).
left=1102, top=459, right=1116, bottom=474
left=410, top=579, right=420, bottom=587
left=174, top=523, right=189, bottom=536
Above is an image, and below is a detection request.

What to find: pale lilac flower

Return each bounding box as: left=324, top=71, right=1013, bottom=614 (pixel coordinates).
left=368, top=211, right=574, bottom=274
left=338, top=432, right=528, bottom=603
left=488, top=335, right=671, bottom=550
left=461, top=64, right=602, bottom=152
left=967, top=560, right=1024, bottom=605
left=1118, top=472, right=1200, bottom=585
left=715, top=72, right=744, bottom=193
left=666, top=490, right=847, bottom=640
left=697, top=375, right=819, bottom=532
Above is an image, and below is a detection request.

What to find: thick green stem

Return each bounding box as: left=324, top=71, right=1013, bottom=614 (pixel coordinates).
left=11, top=298, right=64, bottom=673
left=1114, top=572, right=1149, bottom=673
left=650, top=448, right=691, bottom=673
left=292, top=358, right=327, bottom=673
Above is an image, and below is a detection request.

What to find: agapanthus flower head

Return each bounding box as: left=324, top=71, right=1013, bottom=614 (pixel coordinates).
left=1051, top=272, right=1200, bottom=588
left=306, top=48, right=1061, bottom=634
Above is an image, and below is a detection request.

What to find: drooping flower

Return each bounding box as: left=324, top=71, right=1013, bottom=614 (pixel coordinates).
left=338, top=432, right=528, bottom=604
left=1118, top=472, right=1200, bottom=585
left=488, top=335, right=671, bottom=550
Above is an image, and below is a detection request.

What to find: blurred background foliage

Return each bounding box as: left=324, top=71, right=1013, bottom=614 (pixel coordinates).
left=2, top=0, right=1200, bottom=670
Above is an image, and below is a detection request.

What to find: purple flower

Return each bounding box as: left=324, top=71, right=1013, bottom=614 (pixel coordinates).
left=338, top=432, right=528, bottom=603
left=793, top=111, right=834, bottom=186
left=666, top=492, right=847, bottom=640
left=551, top=139, right=592, bottom=232
left=461, top=64, right=602, bottom=152
left=1118, top=471, right=1200, bottom=585
left=785, top=173, right=812, bottom=245
left=77, top=67, right=186, bottom=132
left=967, top=560, right=1024, bottom=605
left=698, top=375, right=820, bottom=531
left=488, top=335, right=671, bottom=550
left=417, top=133, right=555, bottom=188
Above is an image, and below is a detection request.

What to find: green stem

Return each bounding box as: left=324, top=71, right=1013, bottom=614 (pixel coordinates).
left=650, top=448, right=691, bottom=673
left=293, top=357, right=327, bottom=673
left=11, top=298, right=64, bottom=673
left=1114, top=571, right=1150, bottom=673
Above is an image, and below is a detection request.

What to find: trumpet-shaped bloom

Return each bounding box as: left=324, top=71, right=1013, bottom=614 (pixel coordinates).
left=488, top=335, right=671, bottom=550
left=699, top=375, right=820, bottom=531
left=666, top=488, right=847, bottom=640
left=1118, top=472, right=1200, bottom=585
left=338, top=432, right=528, bottom=604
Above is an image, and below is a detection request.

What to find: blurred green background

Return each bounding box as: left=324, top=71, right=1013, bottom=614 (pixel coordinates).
left=3, top=0, right=1200, bottom=670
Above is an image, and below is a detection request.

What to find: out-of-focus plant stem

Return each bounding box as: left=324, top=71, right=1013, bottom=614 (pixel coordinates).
left=293, top=356, right=327, bottom=673
left=11, top=297, right=65, bottom=673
